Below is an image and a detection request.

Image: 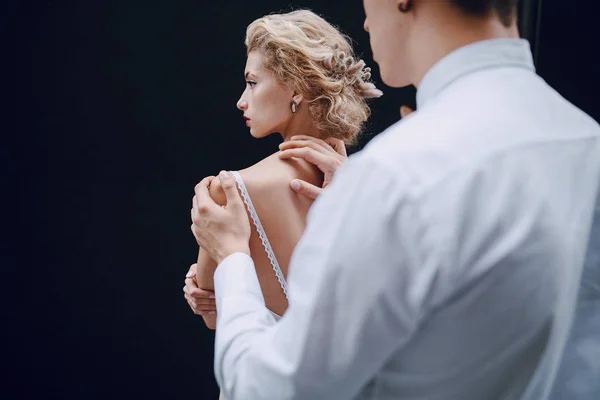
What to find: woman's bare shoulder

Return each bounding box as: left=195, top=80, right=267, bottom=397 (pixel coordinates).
left=239, top=152, right=323, bottom=190
left=206, top=155, right=293, bottom=206
left=207, top=151, right=323, bottom=208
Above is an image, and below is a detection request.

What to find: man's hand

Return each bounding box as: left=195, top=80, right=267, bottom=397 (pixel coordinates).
left=278, top=135, right=347, bottom=200
left=183, top=263, right=217, bottom=316
left=191, top=171, right=251, bottom=264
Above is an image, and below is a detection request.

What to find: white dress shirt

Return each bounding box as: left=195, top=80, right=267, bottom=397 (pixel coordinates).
left=213, top=39, right=600, bottom=400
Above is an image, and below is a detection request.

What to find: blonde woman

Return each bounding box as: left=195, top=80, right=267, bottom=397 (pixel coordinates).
left=183, top=10, right=381, bottom=329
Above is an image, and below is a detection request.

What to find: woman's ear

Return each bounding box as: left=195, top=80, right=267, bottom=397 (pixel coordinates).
left=292, top=93, right=304, bottom=106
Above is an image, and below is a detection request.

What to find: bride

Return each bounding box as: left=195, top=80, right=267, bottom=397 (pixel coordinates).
left=183, top=9, right=381, bottom=332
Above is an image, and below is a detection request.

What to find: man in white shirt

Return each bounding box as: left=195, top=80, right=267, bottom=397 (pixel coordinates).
left=190, top=1, right=600, bottom=399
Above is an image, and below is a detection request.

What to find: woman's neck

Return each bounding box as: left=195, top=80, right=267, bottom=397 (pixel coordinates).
left=280, top=112, right=322, bottom=142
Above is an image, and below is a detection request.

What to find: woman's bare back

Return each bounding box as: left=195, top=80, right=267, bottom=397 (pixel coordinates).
left=204, top=152, right=323, bottom=317
left=235, top=153, right=323, bottom=315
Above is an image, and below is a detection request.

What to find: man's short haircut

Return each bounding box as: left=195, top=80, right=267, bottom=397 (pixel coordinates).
left=450, top=0, right=519, bottom=27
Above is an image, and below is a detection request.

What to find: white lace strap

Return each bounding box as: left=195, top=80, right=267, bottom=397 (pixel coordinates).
left=230, top=171, right=289, bottom=299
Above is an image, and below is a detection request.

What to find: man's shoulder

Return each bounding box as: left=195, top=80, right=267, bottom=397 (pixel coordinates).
left=360, top=109, right=466, bottom=190
left=362, top=80, right=600, bottom=195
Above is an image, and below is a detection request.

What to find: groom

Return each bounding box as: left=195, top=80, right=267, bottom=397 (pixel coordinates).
left=190, top=1, right=600, bottom=399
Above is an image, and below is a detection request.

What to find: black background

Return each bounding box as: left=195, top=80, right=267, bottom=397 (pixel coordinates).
left=4, top=1, right=598, bottom=399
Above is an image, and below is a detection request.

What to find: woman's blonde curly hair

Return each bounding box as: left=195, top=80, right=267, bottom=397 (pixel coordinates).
left=245, top=10, right=382, bottom=144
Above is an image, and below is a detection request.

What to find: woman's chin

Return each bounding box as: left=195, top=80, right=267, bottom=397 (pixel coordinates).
left=249, top=128, right=267, bottom=139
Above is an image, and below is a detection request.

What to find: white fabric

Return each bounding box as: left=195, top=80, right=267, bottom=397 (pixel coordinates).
left=230, top=170, right=288, bottom=299
left=212, top=39, right=600, bottom=400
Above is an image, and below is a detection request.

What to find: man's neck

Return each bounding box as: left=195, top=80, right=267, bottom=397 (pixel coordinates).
left=409, top=13, right=520, bottom=88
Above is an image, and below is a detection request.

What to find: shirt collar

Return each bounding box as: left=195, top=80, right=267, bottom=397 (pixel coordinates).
left=416, top=38, right=535, bottom=109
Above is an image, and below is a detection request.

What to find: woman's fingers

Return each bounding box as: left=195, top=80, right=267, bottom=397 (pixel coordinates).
left=184, top=293, right=216, bottom=314
left=182, top=286, right=215, bottom=300
left=189, top=287, right=216, bottom=299
left=183, top=276, right=216, bottom=315
left=400, top=105, right=414, bottom=118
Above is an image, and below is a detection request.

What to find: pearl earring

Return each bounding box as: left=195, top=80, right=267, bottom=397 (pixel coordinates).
left=291, top=101, right=298, bottom=114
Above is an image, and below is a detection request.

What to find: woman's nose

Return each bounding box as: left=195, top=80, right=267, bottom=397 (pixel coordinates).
left=237, top=98, right=247, bottom=111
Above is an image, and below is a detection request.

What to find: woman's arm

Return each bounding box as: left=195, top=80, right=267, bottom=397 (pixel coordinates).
left=194, top=177, right=228, bottom=329
left=183, top=263, right=217, bottom=321
left=195, top=248, right=218, bottom=329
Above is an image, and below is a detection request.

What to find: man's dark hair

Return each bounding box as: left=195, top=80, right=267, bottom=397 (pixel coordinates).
left=450, top=0, right=519, bottom=27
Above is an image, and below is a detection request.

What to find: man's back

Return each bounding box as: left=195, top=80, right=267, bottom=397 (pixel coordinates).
left=205, top=39, right=600, bottom=400
left=358, top=39, right=600, bottom=399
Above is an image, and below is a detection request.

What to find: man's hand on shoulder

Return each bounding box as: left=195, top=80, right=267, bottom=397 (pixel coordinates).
left=207, top=175, right=227, bottom=206
left=191, top=171, right=251, bottom=264
left=278, top=135, right=347, bottom=200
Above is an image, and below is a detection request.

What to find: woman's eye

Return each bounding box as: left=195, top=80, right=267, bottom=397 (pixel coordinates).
left=246, top=80, right=257, bottom=87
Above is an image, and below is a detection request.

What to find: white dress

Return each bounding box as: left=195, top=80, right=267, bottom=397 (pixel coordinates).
left=218, top=171, right=287, bottom=400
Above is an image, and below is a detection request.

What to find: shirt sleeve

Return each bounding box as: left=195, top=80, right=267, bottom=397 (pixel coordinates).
left=213, top=153, right=429, bottom=400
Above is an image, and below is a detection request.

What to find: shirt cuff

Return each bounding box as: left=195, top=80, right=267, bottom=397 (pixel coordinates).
left=214, top=252, right=264, bottom=302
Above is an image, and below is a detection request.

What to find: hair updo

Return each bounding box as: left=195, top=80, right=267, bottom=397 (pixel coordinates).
left=245, top=9, right=383, bottom=144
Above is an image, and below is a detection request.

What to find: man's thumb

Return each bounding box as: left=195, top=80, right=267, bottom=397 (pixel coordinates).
left=291, top=179, right=321, bottom=200
left=218, top=171, right=242, bottom=207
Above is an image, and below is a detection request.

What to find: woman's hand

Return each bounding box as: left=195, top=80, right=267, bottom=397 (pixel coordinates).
left=278, top=135, right=347, bottom=200
left=400, top=105, right=414, bottom=118
left=183, top=263, right=217, bottom=316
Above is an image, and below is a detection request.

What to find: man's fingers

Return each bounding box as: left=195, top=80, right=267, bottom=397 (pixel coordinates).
left=194, top=177, right=219, bottom=216
left=324, top=137, right=347, bottom=157
left=288, top=135, right=332, bottom=150
left=217, top=171, right=243, bottom=211
left=200, top=176, right=215, bottom=186
left=286, top=135, right=346, bottom=158
left=195, top=176, right=215, bottom=207
left=400, top=105, right=414, bottom=118
left=290, top=179, right=322, bottom=200
left=281, top=135, right=331, bottom=151
left=278, top=147, right=328, bottom=167
left=279, top=139, right=327, bottom=154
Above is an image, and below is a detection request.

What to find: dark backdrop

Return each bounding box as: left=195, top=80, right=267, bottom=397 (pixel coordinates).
left=4, top=1, right=598, bottom=399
